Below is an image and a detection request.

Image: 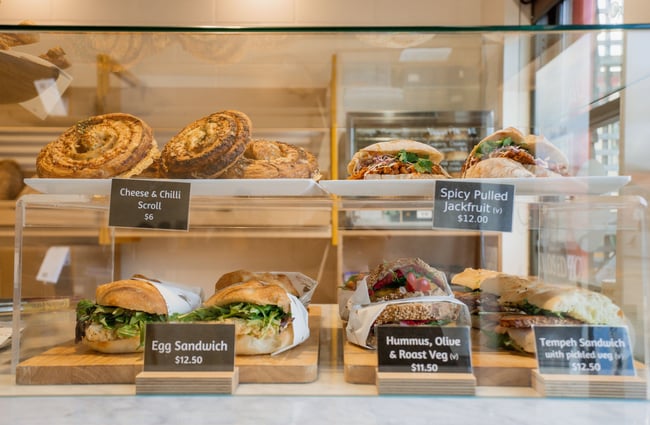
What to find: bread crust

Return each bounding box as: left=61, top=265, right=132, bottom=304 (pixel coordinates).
left=83, top=335, right=144, bottom=354
left=204, top=279, right=294, bottom=355
left=218, top=318, right=294, bottom=355
left=95, top=279, right=168, bottom=315
left=0, top=159, right=25, bottom=200
left=215, top=270, right=299, bottom=297
left=480, top=274, right=624, bottom=325
left=451, top=268, right=502, bottom=291
left=205, top=280, right=292, bottom=313
left=462, top=128, right=569, bottom=178
left=347, top=139, right=445, bottom=176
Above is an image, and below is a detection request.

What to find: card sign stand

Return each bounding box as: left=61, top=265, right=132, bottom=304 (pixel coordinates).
left=531, top=370, right=646, bottom=399
left=136, top=369, right=239, bottom=395
left=376, top=371, right=476, bottom=396
left=135, top=323, right=238, bottom=395
left=374, top=326, right=476, bottom=395
left=531, top=325, right=647, bottom=399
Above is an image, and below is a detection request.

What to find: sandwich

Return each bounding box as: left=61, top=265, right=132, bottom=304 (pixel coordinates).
left=174, top=280, right=306, bottom=355
left=75, top=277, right=203, bottom=353
left=346, top=297, right=471, bottom=348
left=364, top=257, right=450, bottom=303
left=480, top=277, right=626, bottom=353
left=460, top=127, right=569, bottom=178
left=347, top=139, right=450, bottom=180
left=450, top=267, right=504, bottom=317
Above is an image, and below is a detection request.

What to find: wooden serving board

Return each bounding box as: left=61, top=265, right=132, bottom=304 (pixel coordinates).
left=344, top=341, right=537, bottom=387
left=16, top=307, right=320, bottom=385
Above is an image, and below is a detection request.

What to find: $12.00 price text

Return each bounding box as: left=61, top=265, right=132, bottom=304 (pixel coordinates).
left=457, top=214, right=489, bottom=224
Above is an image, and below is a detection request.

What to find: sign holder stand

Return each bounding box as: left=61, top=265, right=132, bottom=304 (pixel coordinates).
left=376, top=369, right=476, bottom=395
left=135, top=368, right=239, bottom=395
left=531, top=369, right=646, bottom=399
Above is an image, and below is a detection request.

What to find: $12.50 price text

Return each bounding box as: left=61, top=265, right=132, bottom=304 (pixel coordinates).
left=175, top=355, right=204, bottom=365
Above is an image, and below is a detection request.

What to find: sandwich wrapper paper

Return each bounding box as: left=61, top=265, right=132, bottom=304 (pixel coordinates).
left=346, top=296, right=471, bottom=349
left=132, top=275, right=204, bottom=315
left=251, top=271, right=318, bottom=307
left=340, top=266, right=453, bottom=321
left=272, top=293, right=310, bottom=356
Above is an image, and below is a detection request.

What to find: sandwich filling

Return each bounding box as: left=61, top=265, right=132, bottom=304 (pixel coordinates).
left=349, top=149, right=449, bottom=179
left=174, top=302, right=292, bottom=339
left=75, top=299, right=167, bottom=346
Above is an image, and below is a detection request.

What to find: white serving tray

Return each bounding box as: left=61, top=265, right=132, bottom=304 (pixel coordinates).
left=25, top=178, right=328, bottom=197
left=319, top=176, right=631, bottom=197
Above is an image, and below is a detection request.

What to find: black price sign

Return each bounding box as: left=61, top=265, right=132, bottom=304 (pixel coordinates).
left=143, top=323, right=235, bottom=372
left=377, top=326, right=472, bottom=373
left=109, top=178, right=190, bottom=230
left=433, top=180, right=515, bottom=232
left=534, top=325, right=635, bottom=376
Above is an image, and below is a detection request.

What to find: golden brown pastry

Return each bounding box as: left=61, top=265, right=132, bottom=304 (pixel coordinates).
left=220, top=139, right=320, bottom=179
left=0, top=21, right=40, bottom=50
left=0, top=159, right=25, bottom=200
left=36, top=113, right=159, bottom=179
left=161, top=110, right=252, bottom=178
left=38, top=46, right=71, bottom=69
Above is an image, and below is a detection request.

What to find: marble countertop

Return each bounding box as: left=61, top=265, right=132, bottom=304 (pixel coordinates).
left=1, top=305, right=649, bottom=424
left=1, top=390, right=649, bottom=425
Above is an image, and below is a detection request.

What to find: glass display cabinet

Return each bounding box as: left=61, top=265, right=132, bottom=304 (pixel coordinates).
left=0, top=23, right=648, bottom=400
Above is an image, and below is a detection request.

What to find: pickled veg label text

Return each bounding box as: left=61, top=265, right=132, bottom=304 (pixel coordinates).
left=109, top=178, right=190, bottom=230
left=377, top=326, right=472, bottom=373
left=433, top=180, right=514, bottom=232
left=534, top=325, right=635, bottom=376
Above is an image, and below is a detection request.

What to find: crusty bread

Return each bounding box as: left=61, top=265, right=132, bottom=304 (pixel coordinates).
left=478, top=273, right=534, bottom=300
left=95, top=279, right=168, bottom=315
left=521, top=284, right=625, bottom=325
left=84, top=335, right=143, bottom=354
left=205, top=280, right=292, bottom=313
left=347, top=139, right=444, bottom=175
left=215, top=270, right=299, bottom=297
left=204, top=279, right=294, bottom=355
left=463, top=128, right=569, bottom=178
left=481, top=274, right=625, bottom=325
left=0, top=159, right=25, bottom=200
left=463, top=157, right=535, bottom=178
left=225, top=322, right=294, bottom=355
left=451, top=268, right=502, bottom=291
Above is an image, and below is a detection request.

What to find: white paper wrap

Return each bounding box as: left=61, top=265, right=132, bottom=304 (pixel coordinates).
left=272, top=293, right=310, bottom=355
left=132, top=276, right=203, bottom=315
left=340, top=265, right=453, bottom=321
left=232, top=271, right=318, bottom=307
left=345, top=296, right=471, bottom=349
